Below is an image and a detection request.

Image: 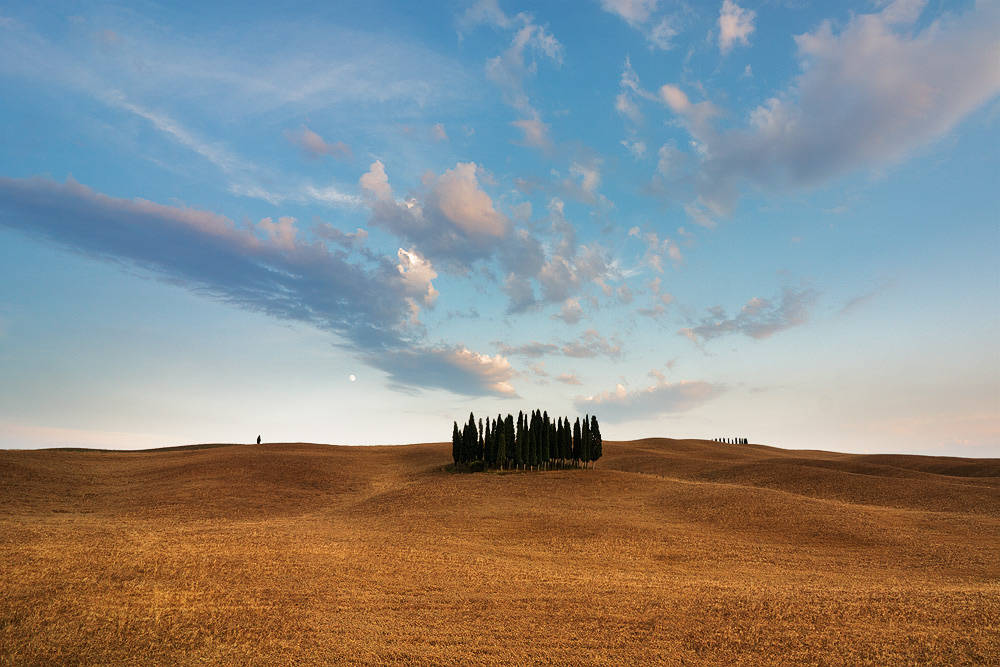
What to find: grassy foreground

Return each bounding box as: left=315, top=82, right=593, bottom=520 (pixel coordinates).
left=1, top=439, right=998, bottom=666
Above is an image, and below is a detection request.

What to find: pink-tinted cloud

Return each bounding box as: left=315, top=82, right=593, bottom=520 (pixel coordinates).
left=285, top=125, right=352, bottom=160
left=575, top=377, right=724, bottom=422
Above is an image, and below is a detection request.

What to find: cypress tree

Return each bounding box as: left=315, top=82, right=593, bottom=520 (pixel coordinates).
left=452, top=421, right=461, bottom=466
left=478, top=418, right=485, bottom=462
left=528, top=411, right=538, bottom=469
left=461, top=421, right=469, bottom=465
left=483, top=417, right=493, bottom=466
left=590, top=414, right=602, bottom=466
left=505, top=414, right=515, bottom=470
left=553, top=421, right=559, bottom=464
left=556, top=417, right=564, bottom=468
left=495, top=427, right=506, bottom=471
left=572, top=418, right=581, bottom=467
left=541, top=411, right=551, bottom=469
left=515, top=411, right=525, bottom=470
left=466, top=413, right=478, bottom=465
left=581, top=414, right=591, bottom=468
left=560, top=417, right=571, bottom=463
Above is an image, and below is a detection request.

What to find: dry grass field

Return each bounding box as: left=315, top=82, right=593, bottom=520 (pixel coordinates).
left=1, top=438, right=998, bottom=666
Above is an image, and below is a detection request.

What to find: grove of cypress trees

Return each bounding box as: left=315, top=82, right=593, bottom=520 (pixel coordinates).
left=449, top=411, right=603, bottom=472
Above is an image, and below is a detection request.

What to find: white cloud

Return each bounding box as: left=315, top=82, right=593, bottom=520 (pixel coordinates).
left=656, top=0, right=1000, bottom=224
left=647, top=17, right=679, bottom=50
left=511, top=116, right=553, bottom=149
left=600, top=0, right=658, bottom=26
left=621, top=139, right=647, bottom=158
left=486, top=19, right=563, bottom=113
left=431, top=122, right=449, bottom=142
left=616, top=92, right=643, bottom=125
left=397, top=248, right=440, bottom=314
left=574, top=377, right=724, bottom=422
left=601, top=0, right=681, bottom=50
left=359, top=160, right=394, bottom=201
left=718, top=0, right=756, bottom=54
left=457, top=0, right=512, bottom=35
left=362, top=160, right=510, bottom=271
left=303, top=182, right=364, bottom=208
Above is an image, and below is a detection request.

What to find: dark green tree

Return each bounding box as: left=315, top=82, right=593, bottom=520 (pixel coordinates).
left=452, top=421, right=461, bottom=466
left=478, top=418, right=485, bottom=462
left=515, top=411, right=525, bottom=470
left=540, top=411, right=551, bottom=469
left=504, top=414, right=515, bottom=470
left=465, top=413, right=478, bottom=465
left=590, top=414, right=602, bottom=466
left=572, top=418, right=582, bottom=466
left=581, top=414, right=591, bottom=468
left=495, top=427, right=507, bottom=470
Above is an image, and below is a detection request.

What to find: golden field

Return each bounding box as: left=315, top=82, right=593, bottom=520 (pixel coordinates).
left=1, top=438, right=998, bottom=666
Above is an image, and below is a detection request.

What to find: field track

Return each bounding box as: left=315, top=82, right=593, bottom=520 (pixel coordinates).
left=2, top=439, right=998, bottom=666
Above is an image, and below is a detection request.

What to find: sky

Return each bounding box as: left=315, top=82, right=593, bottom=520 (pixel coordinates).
left=1, top=0, right=998, bottom=456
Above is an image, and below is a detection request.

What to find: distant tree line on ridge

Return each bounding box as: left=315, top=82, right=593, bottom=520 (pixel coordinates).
left=452, top=411, right=602, bottom=471
left=714, top=437, right=749, bottom=444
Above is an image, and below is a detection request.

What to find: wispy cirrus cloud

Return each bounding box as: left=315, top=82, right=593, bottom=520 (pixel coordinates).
left=494, top=328, right=622, bottom=360
left=463, top=2, right=562, bottom=149
left=493, top=341, right=560, bottom=358
left=0, top=176, right=516, bottom=398
left=561, top=329, right=623, bottom=360
left=679, top=285, right=819, bottom=345
left=600, top=0, right=684, bottom=51
left=574, top=377, right=724, bottom=422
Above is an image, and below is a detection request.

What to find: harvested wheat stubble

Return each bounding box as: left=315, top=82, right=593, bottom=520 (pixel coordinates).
left=1, top=439, right=998, bottom=666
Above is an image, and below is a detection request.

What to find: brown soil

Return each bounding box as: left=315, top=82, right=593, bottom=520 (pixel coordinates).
left=1, top=438, right=997, bottom=666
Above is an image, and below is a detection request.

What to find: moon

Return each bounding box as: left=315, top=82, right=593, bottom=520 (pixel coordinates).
left=349, top=374, right=356, bottom=382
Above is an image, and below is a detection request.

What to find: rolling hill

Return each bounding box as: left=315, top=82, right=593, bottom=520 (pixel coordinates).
left=1, top=439, right=997, bottom=665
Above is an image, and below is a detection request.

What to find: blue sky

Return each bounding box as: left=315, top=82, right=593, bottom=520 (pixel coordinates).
left=1, top=0, right=997, bottom=456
